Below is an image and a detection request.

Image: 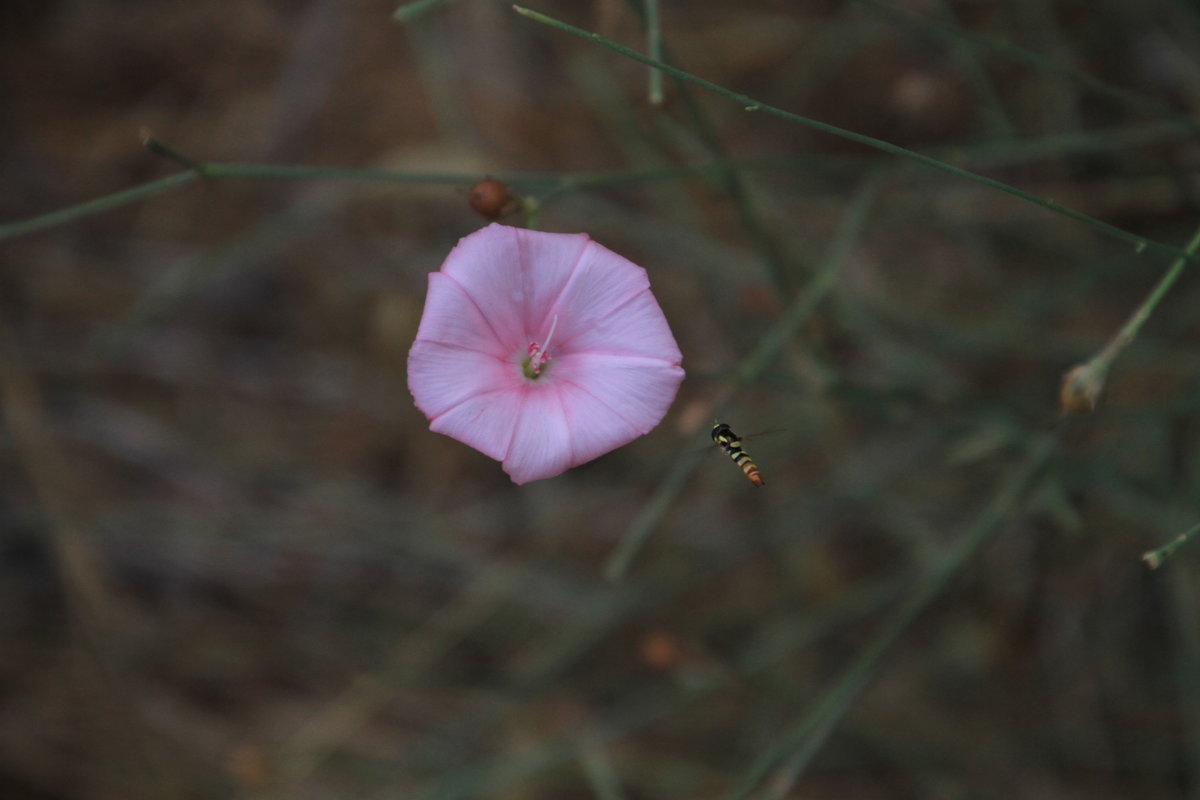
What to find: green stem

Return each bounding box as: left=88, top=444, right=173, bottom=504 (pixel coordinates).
left=143, top=135, right=508, bottom=186
left=645, top=0, right=663, bottom=105
left=393, top=0, right=459, bottom=22
left=724, top=433, right=1058, bottom=800
left=142, top=133, right=209, bottom=173
left=603, top=175, right=883, bottom=580
left=1096, top=225, right=1200, bottom=368
left=1064, top=222, right=1200, bottom=412
left=1143, top=521, right=1200, bottom=569
left=619, top=0, right=798, bottom=295
left=511, top=4, right=1200, bottom=264
left=928, top=0, right=1016, bottom=139
left=854, top=0, right=1200, bottom=131
left=0, top=172, right=199, bottom=240
left=202, top=162, right=484, bottom=184
left=5, top=121, right=1193, bottom=244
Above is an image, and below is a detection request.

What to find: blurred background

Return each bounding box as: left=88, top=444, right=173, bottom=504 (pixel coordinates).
left=3, top=0, right=1200, bottom=798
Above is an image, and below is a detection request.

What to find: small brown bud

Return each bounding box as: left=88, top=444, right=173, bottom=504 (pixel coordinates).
left=1059, top=362, right=1106, bottom=416
left=639, top=630, right=685, bottom=671
left=468, top=177, right=516, bottom=219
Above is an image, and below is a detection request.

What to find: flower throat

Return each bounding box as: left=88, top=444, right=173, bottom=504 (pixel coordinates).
left=522, top=315, right=558, bottom=380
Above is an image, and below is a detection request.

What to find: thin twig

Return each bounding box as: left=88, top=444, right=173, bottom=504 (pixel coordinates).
left=645, top=0, right=663, bottom=105
left=141, top=131, right=210, bottom=173
left=511, top=4, right=1200, bottom=265
left=725, top=433, right=1059, bottom=800
left=1144, top=521, right=1200, bottom=568
left=603, top=174, right=884, bottom=580
left=3, top=120, right=1195, bottom=243
left=393, top=0, right=459, bottom=21
left=1061, top=223, right=1200, bottom=414
left=0, top=172, right=198, bottom=240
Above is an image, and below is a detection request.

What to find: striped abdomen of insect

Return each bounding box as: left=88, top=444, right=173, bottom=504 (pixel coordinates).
left=711, top=422, right=764, bottom=487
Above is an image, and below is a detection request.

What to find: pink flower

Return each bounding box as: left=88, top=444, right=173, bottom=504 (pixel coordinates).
left=408, top=223, right=685, bottom=484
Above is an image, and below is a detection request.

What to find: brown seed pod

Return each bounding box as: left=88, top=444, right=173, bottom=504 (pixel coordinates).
left=1059, top=361, right=1106, bottom=416
left=468, top=177, right=515, bottom=219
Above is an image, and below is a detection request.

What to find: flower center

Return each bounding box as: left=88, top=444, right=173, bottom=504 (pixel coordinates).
left=522, top=314, right=558, bottom=380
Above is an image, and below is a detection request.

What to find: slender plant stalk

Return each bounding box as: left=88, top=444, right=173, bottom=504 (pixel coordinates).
left=0, top=172, right=198, bottom=240
left=724, top=433, right=1059, bottom=800
left=142, top=132, right=209, bottom=172
left=0, top=136, right=528, bottom=243
left=418, top=572, right=907, bottom=799
left=854, top=0, right=1200, bottom=131
left=1097, top=225, right=1200, bottom=364
left=929, top=0, right=1016, bottom=139
left=603, top=174, right=883, bottom=580
left=511, top=5, right=1200, bottom=265
left=0, top=306, right=185, bottom=797
left=149, top=134, right=476, bottom=185
left=275, top=567, right=520, bottom=787
left=393, top=0, right=459, bottom=22
left=1144, top=521, right=1200, bottom=568
left=1061, top=224, right=1200, bottom=414
left=0, top=310, right=113, bottom=616
left=645, top=0, right=663, bottom=105
left=3, top=122, right=1194, bottom=243
left=603, top=445, right=704, bottom=581
left=621, top=0, right=801, bottom=295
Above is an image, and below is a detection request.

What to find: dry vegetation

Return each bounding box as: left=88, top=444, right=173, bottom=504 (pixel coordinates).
left=2, top=1, right=1200, bottom=798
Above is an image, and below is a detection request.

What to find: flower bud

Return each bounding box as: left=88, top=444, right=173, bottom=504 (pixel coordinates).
left=1059, top=361, right=1106, bottom=416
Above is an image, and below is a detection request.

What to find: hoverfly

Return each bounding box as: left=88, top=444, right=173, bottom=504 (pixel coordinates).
left=710, top=422, right=765, bottom=487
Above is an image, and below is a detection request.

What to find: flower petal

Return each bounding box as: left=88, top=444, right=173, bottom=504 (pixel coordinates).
left=441, top=223, right=590, bottom=345
left=414, top=273, right=512, bottom=357
left=557, top=383, right=644, bottom=467
left=425, top=385, right=520, bottom=462
left=408, top=339, right=517, bottom=422
left=511, top=227, right=593, bottom=337
left=502, top=386, right=575, bottom=484
left=435, top=225, right=526, bottom=353
left=521, top=236, right=683, bottom=363
left=552, top=352, right=685, bottom=437
left=558, top=286, right=683, bottom=362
